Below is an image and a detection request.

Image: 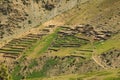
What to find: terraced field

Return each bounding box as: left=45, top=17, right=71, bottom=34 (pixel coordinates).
left=0, top=0, right=120, bottom=80
left=0, top=34, right=42, bottom=59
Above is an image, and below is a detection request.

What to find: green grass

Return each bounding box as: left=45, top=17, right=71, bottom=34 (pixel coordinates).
left=24, top=27, right=61, bottom=58
left=26, top=69, right=120, bottom=80
left=93, top=33, right=120, bottom=54
left=27, top=58, right=58, bottom=79
left=0, top=49, right=23, bottom=52
left=84, top=70, right=112, bottom=77
left=66, top=57, right=75, bottom=64
left=12, top=65, right=22, bottom=80
left=39, top=28, right=60, bottom=53
left=53, top=34, right=89, bottom=47
left=0, top=50, right=20, bottom=54
left=11, top=56, right=27, bottom=80
left=37, top=32, right=58, bottom=54
left=78, top=33, right=120, bottom=56
left=69, top=78, right=78, bottom=80
left=28, top=59, right=38, bottom=69
left=11, top=28, right=61, bottom=80
left=104, top=77, right=120, bottom=80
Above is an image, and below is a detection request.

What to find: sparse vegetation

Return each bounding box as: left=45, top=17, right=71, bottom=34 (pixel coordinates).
left=28, top=20, right=32, bottom=24
left=27, top=58, right=58, bottom=78
left=0, top=64, right=11, bottom=80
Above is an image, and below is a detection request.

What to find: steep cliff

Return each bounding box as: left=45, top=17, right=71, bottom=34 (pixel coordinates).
left=0, top=0, right=89, bottom=40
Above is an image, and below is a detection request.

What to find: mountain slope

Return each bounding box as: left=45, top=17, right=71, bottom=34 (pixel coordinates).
left=0, top=0, right=88, bottom=40
left=0, top=0, right=120, bottom=80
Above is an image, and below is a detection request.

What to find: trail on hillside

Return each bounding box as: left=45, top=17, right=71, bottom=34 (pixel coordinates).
left=92, top=55, right=107, bottom=69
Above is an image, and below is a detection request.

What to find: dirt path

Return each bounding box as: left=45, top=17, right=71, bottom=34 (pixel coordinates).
left=92, top=55, right=107, bottom=69
left=43, top=19, right=64, bottom=26
left=90, top=39, right=107, bottom=69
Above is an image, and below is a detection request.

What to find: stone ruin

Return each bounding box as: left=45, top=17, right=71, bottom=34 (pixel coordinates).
left=61, top=24, right=113, bottom=41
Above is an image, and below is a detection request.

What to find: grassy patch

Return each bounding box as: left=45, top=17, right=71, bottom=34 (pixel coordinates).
left=11, top=56, right=26, bottom=80
left=82, top=70, right=113, bottom=78
left=78, top=33, right=120, bottom=55
left=12, top=65, right=22, bottom=80
left=93, top=33, right=120, bottom=54
left=25, top=27, right=61, bottom=58
left=28, top=59, right=38, bottom=69
left=37, top=27, right=60, bottom=54
left=104, top=77, right=120, bottom=80
left=37, top=33, right=57, bottom=54
left=27, top=58, right=58, bottom=78
left=53, top=34, right=89, bottom=47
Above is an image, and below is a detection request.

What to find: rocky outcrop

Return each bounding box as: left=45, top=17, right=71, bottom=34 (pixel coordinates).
left=0, top=0, right=89, bottom=40
left=99, top=49, right=120, bottom=69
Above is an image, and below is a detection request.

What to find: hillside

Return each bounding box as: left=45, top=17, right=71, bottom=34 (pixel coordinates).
left=0, top=0, right=88, bottom=41
left=0, top=0, right=120, bottom=80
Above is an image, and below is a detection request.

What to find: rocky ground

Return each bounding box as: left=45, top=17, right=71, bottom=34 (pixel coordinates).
left=0, top=0, right=87, bottom=40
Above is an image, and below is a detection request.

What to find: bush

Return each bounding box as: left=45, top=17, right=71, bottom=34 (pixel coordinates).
left=0, top=65, right=11, bottom=80
left=28, top=20, right=32, bottom=24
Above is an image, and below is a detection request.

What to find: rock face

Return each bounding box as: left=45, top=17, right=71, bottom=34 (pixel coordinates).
left=0, top=0, right=89, bottom=40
